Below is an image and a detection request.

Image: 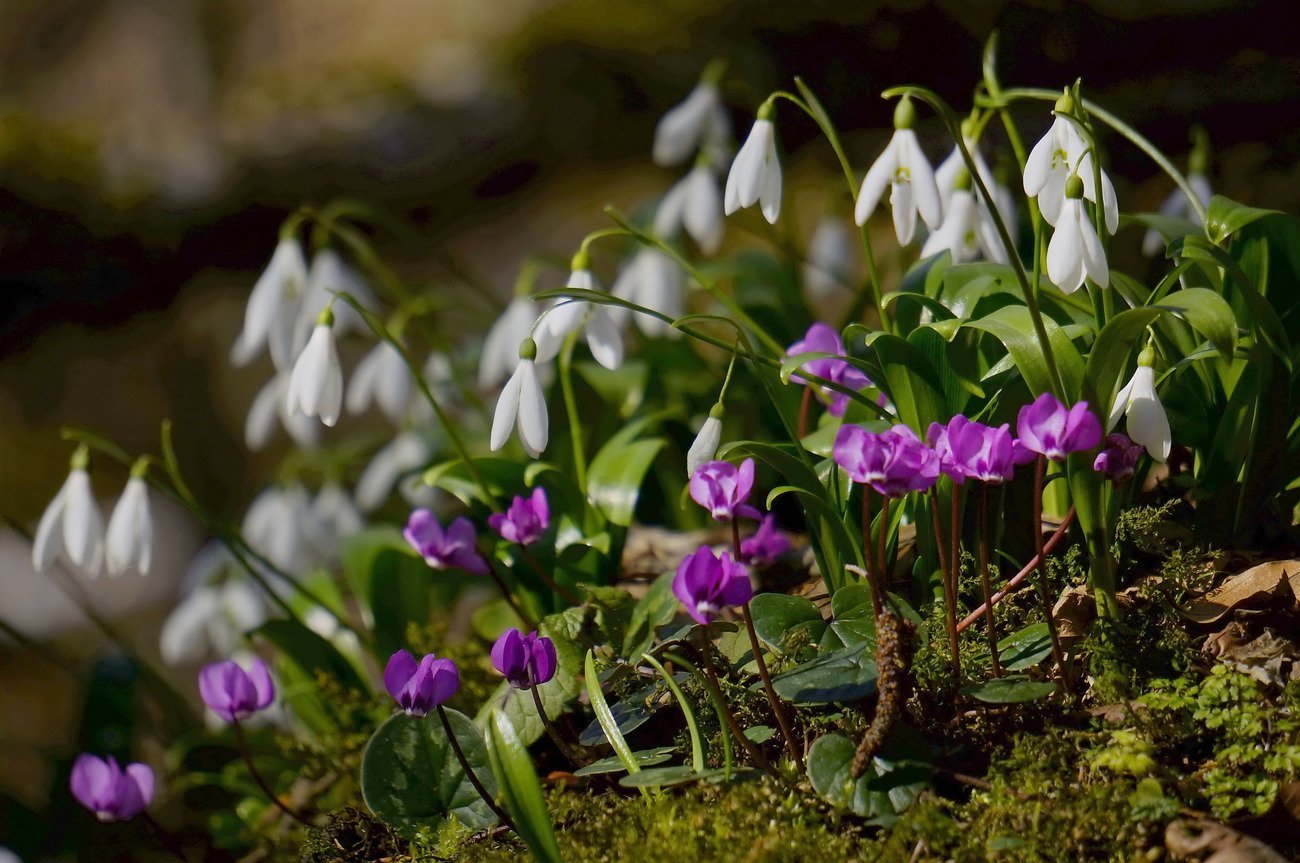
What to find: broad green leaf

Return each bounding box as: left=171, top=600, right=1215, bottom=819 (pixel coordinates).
left=864, top=332, right=948, bottom=434
left=807, top=729, right=930, bottom=823
left=587, top=435, right=667, bottom=526
left=584, top=650, right=650, bottom=798
left=966, top=304, right=1085, bottom=398
left=1205, top=195, right=1283, bottom=244
left=1158, top=287, right=1237, bottom=360
left=987, top=623, right=1053, bottom=672
left=574, top=358, right=648, bottom=417
left=255, top=619, right=366, bottom=694
left=821, top=583, right=879, bottom=650
left=749, top=593, right=826, bottom=649
left=770, top=643, right=877, bottom=704
left=618, top=766, right=732, bottom=788
left=361, top=710, right=496, bottom=838
left=623, top=572, right=680, bottom=659
left=960, top=674, right=1057, bottom=703
left=486, top=710, right=562, bottom=863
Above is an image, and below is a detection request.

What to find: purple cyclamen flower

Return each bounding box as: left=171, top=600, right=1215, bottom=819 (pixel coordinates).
left=198, top=657, right=275, bottom=722
left=404, top=510, right=488, bottom=575
left=932, top=418, right=1023, bottom=485
left=70, top=754, right=154, bottom=822
left=1016, top=393, right=1103, bottom=462
left=673, top=547, right=753, bottom=625
left=927, top=416, right=977, bottom=484
left=488, top=487, right=550, bottom=546
left=834, top=424, right=940, bottom=497
left=786, top=323, right=871, bottom=417
left=689, top=458, right=757, bottom=522
left=491, top=628, right=558, bottom=689
left=1093, top=433, right=1143, bottom=482
left=383, top=650, right=460, bottom=717
left=741, top=514, right=790, bottom=567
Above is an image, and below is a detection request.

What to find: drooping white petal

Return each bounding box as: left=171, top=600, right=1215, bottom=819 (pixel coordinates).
left=62, top=469, right=104, bottom=576
left=855, top=137, right=898, bottom=225
left=491, top=363, right=525, bottom=452
left=898, top=130, right=941, bottom=230
left=106, top=477, right=152, bottom=577
left=803, top=216, right=855, bottom=300
left=1023, top=128, right=1056, bottom=197
left=160, top=587, right=219, bottom=666
left=585, top=306, right=624, bottom=370
left=653, top=83, right=722, bottom=167
left=1046, top=201, right=1086, bottom=293
left=891, top=180, right=917, bottom=245
left=234, top=238, right=307, bottom=367
left=287, top=324, right=343, bottom=426
left=480, top=297, right=538, bottom=389
left=245, top=377, right=282, bottom=451
left=686, top=415, right=722, bottom=477
left=517, top=360, right=549, bottom=457
left=32, top=482, right=69, bottom=571
left=725, top=118, right=777, bottom=217
left=356, top=432, right=430, bottom=512
left=347, top=341, right=410, bottom=422
left=1078, top=212, right=1110, bottom=288
left=313, top=482, right=365, bottom=538
left=680, top=166, right=725, bottom=254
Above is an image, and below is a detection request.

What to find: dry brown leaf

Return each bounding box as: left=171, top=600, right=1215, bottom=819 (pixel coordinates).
left=1165, top=818, right=1288, bottom=862
left=1052, top=586, right=1095, bottom=642
left=1179, top=560, right=1300, bottom=624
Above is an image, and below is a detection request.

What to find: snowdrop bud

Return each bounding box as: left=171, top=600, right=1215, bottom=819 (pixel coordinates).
left=105, top=460, right=153, bottom=577
left=686, top=403, right=725, bottom=477
left=724, top=102, right=782, bottom=224
left=286, top=305, right=343, bottom=427
left=1107, top=344, right=1170, bottom=462
left=1046, top=175, right=1109, bottom=293
left=491, top=339, right=549, bottom=457
left=32, top=446, right=105, bottom=577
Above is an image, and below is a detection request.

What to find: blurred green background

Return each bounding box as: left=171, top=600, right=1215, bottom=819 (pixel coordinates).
left=1, top=0, right=1298, bottom=853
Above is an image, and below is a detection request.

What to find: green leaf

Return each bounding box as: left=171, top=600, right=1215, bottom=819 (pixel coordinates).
left=587, top=431, right=667, bottom=526
left=575, top=358, right=648, bottom=417
left=749, top=593, right=827, bottom=649
left=255, top=619, right=367, bottom=693
left=361, top=710, right=497, bottom=838
left=807, top=729, right=930, bottom=823
left=643, top=653, right=706, bottom=773
left=584, top=649, right=651, bottom=798
left=618, top=766, right=732, bottom=789
left=476, top=610, right=582, bottom=745
left=572, top=747, right=677, bottom=776
left=622, top=571, right=679, bottom=659
left=770, top=643, right=877, bottom=704
left=966, top=304, right=1085, bottom=398
left=989, top=623, right=1054, bottom=672
left=821, top=583, right=879, bottom=650
left=960, top=674, right=1057, bottom=703
left=366, top=541, right=452, bottom=660
left=1205, top=195, right=1284, bottom=245
left=864, top=332, right=948, bottom=434
left=1082, top=307, right=1163, bottom=416
left=1158, top=287, right=1238, bottom=360
left=486, top=710, right=563, bottom=863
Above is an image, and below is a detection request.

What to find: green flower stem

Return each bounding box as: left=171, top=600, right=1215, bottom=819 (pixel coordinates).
left=601, top=208, right=786, bottom=357
left=661, top=649, right=734, bottom=779
left=483, top=558, right=538, bottom=631
left=770, top=85, right=889, bottom=333
left=984, top=88, right=1208, bottom=225
left=732, top=521, right=805, bottom=775
left=861, top=490, right=882, bottom=617
left=928, top=491, right=960, bottom=681
left=1032, top=456, right=1074, bottom=697
left=981, top=33, right=1043, bottom=236
left=520, top=546, right=582, bottom=607
left=682, top=635, right=775, bottom=776
left=436, top=705, right=517, bottom=831
left=333, top=292, right=500, bottom=511
left=977, top=485, right=1002, bottom=678
left=524, top=681, right=584, bottom=769
left=883, top=85, right=1067, bottom=400
left=558, top=330, right=588, bottom=494
left=233, top=719, right=313, bottom=827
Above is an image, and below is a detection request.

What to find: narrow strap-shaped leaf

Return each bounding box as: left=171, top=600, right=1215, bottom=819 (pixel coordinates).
left=486, top=709, right=563, bottom=863
left=641, top=653, right=706, bottom=774
left=584, top=650, right=651, bottom=798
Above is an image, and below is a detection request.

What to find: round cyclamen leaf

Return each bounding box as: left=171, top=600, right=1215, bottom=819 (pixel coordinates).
left=770, top=643, right=878, bottom=705
left=807, top=730, right=930, bottom=823
left=959, top=674, right=1058, bottom=704
left=361, top=709, right=497, bottom=838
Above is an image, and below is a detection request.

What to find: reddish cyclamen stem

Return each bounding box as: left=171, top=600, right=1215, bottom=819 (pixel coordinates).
left=232, top=720, right=313, bottom=827
left=436, top=706, right=516, bottom=831
left=1032, top=456, right=1074, bottom=697
left=929, top=491, right=960, bottom=680
left=957, top=507, right=1076, bottom=632
left=977, top=484, right=1002, bottom=678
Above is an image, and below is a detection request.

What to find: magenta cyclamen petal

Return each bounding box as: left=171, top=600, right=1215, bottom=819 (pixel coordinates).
left=404, top=510, right=489, bottom=575
left=834, top=423, right=939, bottom=497
left=1016, top=393, right=1102, bottom=461
left=70, top=754, right=154, bottom=822
left=199, top=658, right=274, bottom=722
left=384, top=649, right=460, bottom=716
left=672, top=546, right=752, bottom=625
left=491, top=628, right=557, bottom=688
left=489, top=487, right=550, bottom=546
left=689, top=459, right=756, bottom=522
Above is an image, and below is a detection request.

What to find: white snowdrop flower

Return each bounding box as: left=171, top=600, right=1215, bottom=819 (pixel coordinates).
left=1143, top=172, right=1212, bottom=257
left=1046, top=175, right=1109, bottom=293
left=287, top=307, right=343, bottom=427
left=346, top=340, right=411, bottom=423
left=293, top=249, right=378, bottom=356
left=855, top=97, right=942, bottom=244
left=32, top=448, right=104, bottom=577
left=612, top=248, right=684, bottom=337
left=231, top=237, right=308, bottom=371
left=245, top=375, right=321, bottom=452
left=803, top=215, right=856, bottom=302
left=1023, top=92, right=1118, bottom=234
left=242, top=484, right=319, bottom=574
left=934, top=136, right=1018, bottom=233
left=656, top=163, right=725, bottom=255
left=1108, top=346, right=1170, bottom=462
left=542, top=260, right=623, bottom=370
left=921, top=171, right=1008, bottom=264
left=653, top=79, right=730, bottom=168
left=724, top=105, right=782, bottom=224
left=491, top=339, right=549, bottom=458
left=160, top=544, right=269, bottom=665
left=105, top=465, right=153, bottom=577
left=480, top=296, right=538, bottom=389
left=313, top=481, right=365, bottom=541
left=686, top=403, right=725, bottom=477
left=356, top=431, right=431, bottom=512
left=0, top=846, right=21, bottom=863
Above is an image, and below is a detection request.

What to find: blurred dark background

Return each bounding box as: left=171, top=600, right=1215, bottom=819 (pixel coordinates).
left=1, top=0, right=1299, bottom=844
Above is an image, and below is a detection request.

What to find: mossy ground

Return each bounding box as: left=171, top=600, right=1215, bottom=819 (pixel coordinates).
left=293, top=505, right=1299, bottom=862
